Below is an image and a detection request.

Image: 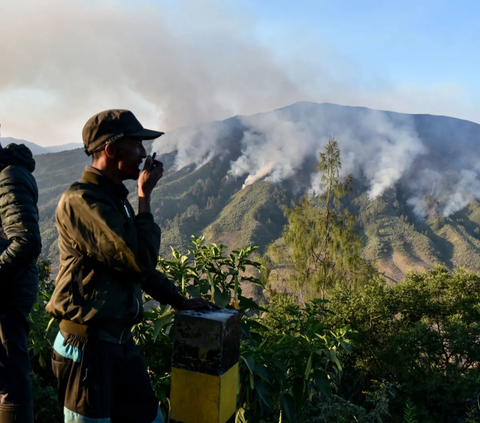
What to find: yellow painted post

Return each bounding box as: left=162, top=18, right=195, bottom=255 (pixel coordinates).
left=170, top=309, right=241, bottom=423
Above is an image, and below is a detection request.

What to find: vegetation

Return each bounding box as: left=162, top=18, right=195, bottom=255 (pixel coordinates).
left=133, top=237, right=390, bottom=423
left=26, top=139, right=480, bottom=422
left=29, top=246, right=480, bottom=422
left=30, top=259, right=61, bottom=423
left=265, top=139, right=372, bottom=300
left=326, top=266, right=480, bottom=422
left=33, top=136, right=480, bottom=281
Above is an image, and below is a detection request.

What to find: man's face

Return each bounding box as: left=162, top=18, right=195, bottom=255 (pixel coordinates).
left=113, top=136, right=147, bottom=180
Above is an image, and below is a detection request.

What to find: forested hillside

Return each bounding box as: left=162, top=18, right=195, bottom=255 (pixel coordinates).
left=33, top=102, right=480, bottom=282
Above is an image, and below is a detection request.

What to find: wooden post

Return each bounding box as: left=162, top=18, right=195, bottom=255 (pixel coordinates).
left=169, top=309, right=241, bottom=423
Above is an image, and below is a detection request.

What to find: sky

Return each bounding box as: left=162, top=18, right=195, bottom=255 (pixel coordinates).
left=1, top=0, right=479, bottom=146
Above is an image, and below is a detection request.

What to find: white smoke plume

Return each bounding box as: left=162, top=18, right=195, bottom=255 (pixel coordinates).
left=155, top=103, right=427, bottom=200
left=0, top=0, right=305, bottom=146
left=408, top=169, right=480, bottom=217
left=1, top=0, right=478, bottom=147
left=153, top=101, right=480, bottom=218
left=229, top=106, right=426, bottom=200
left=157, top=121, right=233, bottom=170
left=229, top=114, right=317, bottom=187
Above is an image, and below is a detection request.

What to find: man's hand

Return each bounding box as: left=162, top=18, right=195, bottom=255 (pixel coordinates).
left=138, top=154, right=164, bottom=214
left=179, top=298, right=221, bottom=311
left=138, top=154, right=164, bottom=198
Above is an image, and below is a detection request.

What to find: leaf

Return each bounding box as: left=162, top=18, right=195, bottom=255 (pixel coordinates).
left=241, top=354, right=256, bottom=374
left=241, top=321, right=253, bottom=339
left=272, top=359, right=286, bottom=372
left=142, top=311, right=158, bottom=320
left=152, top=310, right=175, bottom=341
left=198, top=280, right=210, bottom=294
left=253, top=364, right=270, bottom=383
left=186, top=285, right=201, bottom=298
left=238, top=295, right=266, bottom=312
left=340, top=340, right=352, bottom=354
left=329, top=349, right=343, bottom=372
left=253, top=378, right=273, bottom=414
left=46, top=317, right=56, bottom=333
left=292, top=377, right=306, bottom=406
left=214, top=289, right=231, bottom=308
left=235, top=408, right=248, bottom=423
left=280, top=393, right=296, bottom=423
left=313, top=369, right=331, bottom=397
left=304, top=353, right=313, bottom=380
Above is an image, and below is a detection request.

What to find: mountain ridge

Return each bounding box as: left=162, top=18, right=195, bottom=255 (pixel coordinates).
left=0, top=137, right=83, bottom=155
left=31, top=102, right=480, bottom=282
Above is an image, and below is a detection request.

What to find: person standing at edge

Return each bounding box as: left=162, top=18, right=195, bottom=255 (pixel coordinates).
left=0, top=141, right=42, bottom=423
left=46, top=109, right=216, bottom=423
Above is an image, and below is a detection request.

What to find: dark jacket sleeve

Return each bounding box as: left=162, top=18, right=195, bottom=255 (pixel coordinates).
left=0, top=168, right=41, bottom=280
left=134, top=212, right=162, bottom=272
left=141, top=271, right=185, bottom=309
left=135, top=211, right=185, bottom=307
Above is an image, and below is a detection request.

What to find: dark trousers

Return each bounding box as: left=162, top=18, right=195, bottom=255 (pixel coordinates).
left=0, top=312, right=32, bottom=405
left=52, top=331, right=163, bottom=423
left=0, top=312, right=34, bottom=423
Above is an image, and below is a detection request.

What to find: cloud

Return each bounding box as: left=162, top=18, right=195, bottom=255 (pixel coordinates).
left=1, top=0, right=478, bottom=148
left=0, top=0, right=304, bottom=146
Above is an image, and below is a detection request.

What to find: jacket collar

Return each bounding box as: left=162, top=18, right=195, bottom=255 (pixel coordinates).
left=82, top=166, right=129, bottom=201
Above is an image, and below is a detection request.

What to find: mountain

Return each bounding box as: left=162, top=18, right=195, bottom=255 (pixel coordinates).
left=0, top=137, right=83, bottom=155
left=32, top=102, right=480, bottom=282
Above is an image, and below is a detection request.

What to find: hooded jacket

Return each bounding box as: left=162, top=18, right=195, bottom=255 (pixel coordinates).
left=46, top=167, right=184, bottom=343
left=0, top=143, right=41, bottom=315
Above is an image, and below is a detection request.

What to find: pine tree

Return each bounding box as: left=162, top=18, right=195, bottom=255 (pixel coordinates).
left=270, top=139, right=370, bottom=300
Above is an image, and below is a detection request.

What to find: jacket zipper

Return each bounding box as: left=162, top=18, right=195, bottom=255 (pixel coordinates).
left=123, top=201, right=131, bottom=218
left=118, top=200, right=135, bottom=345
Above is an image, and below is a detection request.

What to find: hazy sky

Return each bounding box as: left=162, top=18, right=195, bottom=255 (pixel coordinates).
left=1, top=0, right=479, bottom=146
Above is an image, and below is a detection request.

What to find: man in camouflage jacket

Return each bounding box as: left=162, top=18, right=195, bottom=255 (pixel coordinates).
left=0, top=142, right=41, bottom=423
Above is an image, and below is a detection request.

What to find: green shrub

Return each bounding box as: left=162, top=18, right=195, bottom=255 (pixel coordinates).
left=326, top=266, right=480, bottom=421
left=135, top=238, right=375, bottom=422
left=30, top=259, right=61, bottom=423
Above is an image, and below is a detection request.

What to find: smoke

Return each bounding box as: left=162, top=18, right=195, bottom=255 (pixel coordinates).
left=1, top=0, right=478, bottom=147
left=0, top=0, right=306, bottom=146
left=408, top=169, right=480, bottom=218
left=227, top=105, right=427, bottom=200
left=157, top=121, right=234, bottom=170
left=153, top=101, right=480, bottom=218
left=154, top=103, right=427, bottom=199
left=229, top=114, right=317, bottom=187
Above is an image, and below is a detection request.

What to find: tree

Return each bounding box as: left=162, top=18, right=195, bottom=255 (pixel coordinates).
left=326, top=266, right=480, bottom=421
left=268, top=139, right=370, bottom=300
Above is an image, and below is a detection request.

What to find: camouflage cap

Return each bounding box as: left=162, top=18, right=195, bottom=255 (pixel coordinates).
left=82, top=109, right=164, bottom=156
